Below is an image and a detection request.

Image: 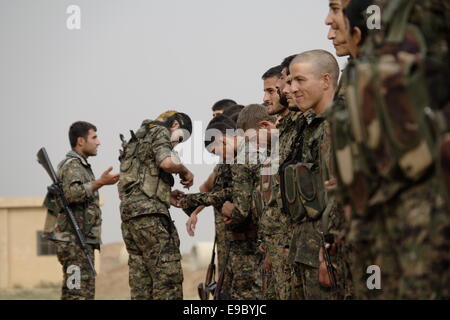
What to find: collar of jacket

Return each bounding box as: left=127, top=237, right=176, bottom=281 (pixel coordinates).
left=303, top=108, right=325, bottom=126
left=66, top=150, right=90, bottom=167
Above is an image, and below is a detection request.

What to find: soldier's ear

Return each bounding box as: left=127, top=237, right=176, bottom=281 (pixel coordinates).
left=76, top=136, right=86, bottom=147
left=322, top=73, right=332, bottom=90
left=352, top=26, right=362, bottom=47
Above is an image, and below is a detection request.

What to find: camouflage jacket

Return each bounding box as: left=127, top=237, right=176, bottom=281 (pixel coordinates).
left=257, top=111, right=301, bottom=242
left=120, top=121, right=175, bottom=221
left=47, top=150, right=101, bottom=244
left=279, top=111, right=303, bottom=165
left=289, top=109, right=345, bottom=266
left=228, top=139, right=261, bottom=234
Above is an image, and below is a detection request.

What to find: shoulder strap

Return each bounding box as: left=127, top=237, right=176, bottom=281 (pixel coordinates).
left=385, top=0, right=416, bottom=42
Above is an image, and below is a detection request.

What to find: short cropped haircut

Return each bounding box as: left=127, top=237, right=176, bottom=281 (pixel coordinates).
left=290, top=50, right=340, bottom=88
left=261, top=65, right=283, bottom=80
left=69, top=121, right=97, bottom=148
left=236, top=104, right=276, bottom=132
left=211, top=99, right=237, bottom=111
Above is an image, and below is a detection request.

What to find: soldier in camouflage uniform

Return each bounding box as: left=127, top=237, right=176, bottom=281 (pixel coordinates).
left=182, top=109, right=272, bottom=299
left=118, top=111, right=194, bottom=300
left=281, top=50, right=346, bottom=299
left=221, top=104, right=279, bottom=300
left=185, top=115, right=238, bottom=276
left=44, top=121, right=119, bottom=300
left=329, top=0, right=450, bottom=299
left=255, top=56, right=301, bottom=300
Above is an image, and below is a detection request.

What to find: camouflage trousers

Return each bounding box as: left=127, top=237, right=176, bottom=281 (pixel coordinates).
left=222, top=240, right=263, bottom=300
left=121, top=214, right=184, bottom=300
left=348, top=178, right=450, bottom=299
left=263, top=234, right=292, bottom=300
left=55, top=241, right=96, bottom=300
left=214, top=208, right=227, bottom=275
left=289, top=221, right=347, bottom=300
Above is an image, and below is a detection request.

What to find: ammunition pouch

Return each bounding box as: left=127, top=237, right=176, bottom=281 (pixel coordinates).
left=296, top=163, right=327, bottom=220
left=42, top=192, right=59, bottom=236
left=283, top=164, right=306, bottom=223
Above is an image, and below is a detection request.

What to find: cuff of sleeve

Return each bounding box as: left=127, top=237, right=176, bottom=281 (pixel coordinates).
left=83, top=182, right=94, bottom=199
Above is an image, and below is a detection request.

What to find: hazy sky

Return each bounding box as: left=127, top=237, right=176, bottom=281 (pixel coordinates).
left=0, top=0, right=346, bottom=253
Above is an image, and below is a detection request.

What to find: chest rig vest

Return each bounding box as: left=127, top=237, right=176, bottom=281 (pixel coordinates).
left=279, top=112, right=329, bottom=224
left=118, top=120, right=174, bottom=207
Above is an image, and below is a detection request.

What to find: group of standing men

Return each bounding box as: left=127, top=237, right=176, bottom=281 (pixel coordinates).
left=43, top=0, right=449, bottom=300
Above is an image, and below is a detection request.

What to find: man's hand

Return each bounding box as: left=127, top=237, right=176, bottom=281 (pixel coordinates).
left=221, top=201, right=235, bottom=224
left=186, top=206, right=203, bottom=237
left=93, top=167, right=120, bottom=192
left=170, top=189, right=185, bottom=207
left=318, top=243, right=338, bottom=288
left=100, top=167, right=120, bottom=185
left=180, top=169, right=194, bottom=189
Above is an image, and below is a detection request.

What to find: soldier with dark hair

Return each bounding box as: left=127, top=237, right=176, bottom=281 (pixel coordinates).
left=45, top=121, right=119, bottom=300
left=255, top=54, right=303, bottom=300
left=212, top=99, right=238, bottom=117
left=118, top=110, right=194, bottom=300
left=262, top=65, right=287, bottom=118
left=185, top=114, right=236, bottom=286
left=222, top=104, right=245, bottom=123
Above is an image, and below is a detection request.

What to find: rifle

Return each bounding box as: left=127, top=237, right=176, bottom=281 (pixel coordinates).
left=197, top=238, right=217, bottom=300
left=214, top=241, right=231, bottom=300
left=319, top=231, right=337, bottom=290
left=37, top=147, right=97, bottom=276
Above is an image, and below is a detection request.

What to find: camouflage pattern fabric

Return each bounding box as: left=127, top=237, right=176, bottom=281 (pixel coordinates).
left=288, top=109, right=347, bottom=300
left=121, top=214, right=183, bottom=300
left=212, top=164, right=233, bottom=274
left=179, top=187, right=233, bottom=215
left=256, top=111, right=301, bottom=300
left=263, top=235, right=292, bottom=300
left=224, top=140, right=263, bottom=299
left=55, top=240, right=95, bottom=300
left=119, top=121, right=175, bottom=222
left=341, top=0, right=450, bottom=300
left=47, top=150, right=101, bottom=245
left=223, top=240, right=263, bottom=300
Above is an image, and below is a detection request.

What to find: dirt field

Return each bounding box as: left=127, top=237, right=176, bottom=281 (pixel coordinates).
left=0, top=242, right=206, bottom=300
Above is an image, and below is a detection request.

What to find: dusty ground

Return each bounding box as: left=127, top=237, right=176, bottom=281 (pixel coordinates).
left=0, top=242, right=207, bottom=300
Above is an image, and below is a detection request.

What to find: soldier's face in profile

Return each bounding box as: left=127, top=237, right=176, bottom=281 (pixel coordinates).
left=263, top=76, right=282, bottom=115
left=325, top=0, right=351, bottom=57
left=290, top=62, right=326, bottom=112
left=80, top=129, right=100, bottom=157
left=282, top=73, right=297, bottom=110
left=211, top=135, right=235, bottom=162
